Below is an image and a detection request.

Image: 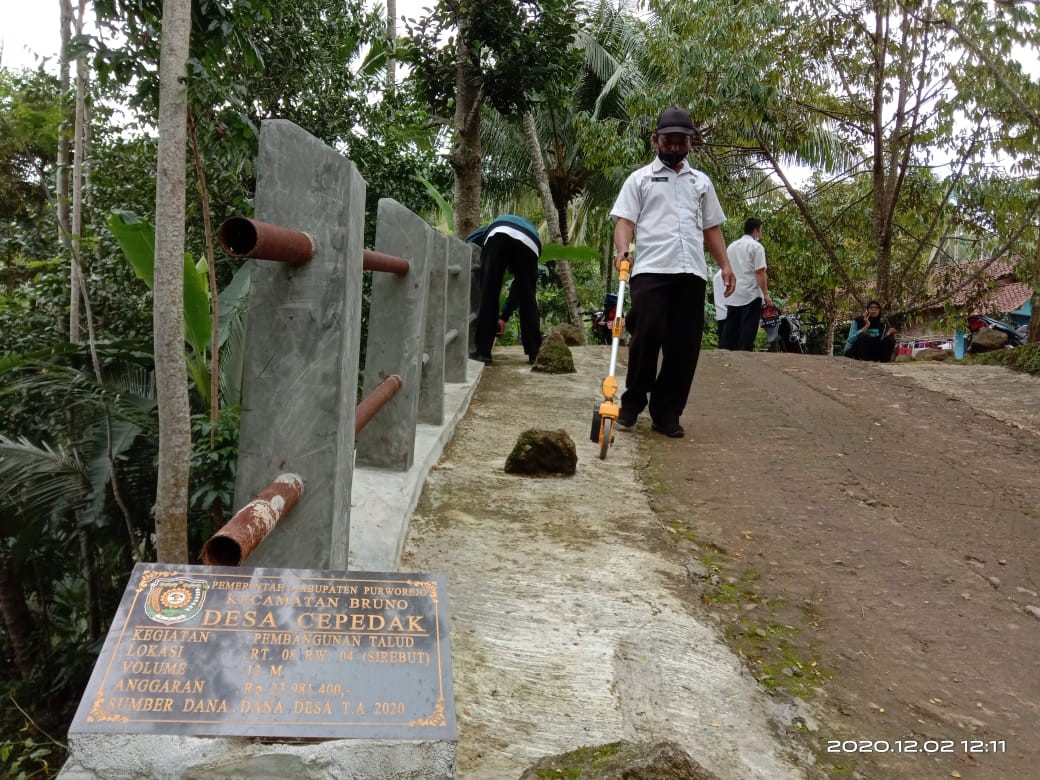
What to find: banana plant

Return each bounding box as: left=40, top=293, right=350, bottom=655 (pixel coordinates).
left=106, top=210, right=251, bottom=407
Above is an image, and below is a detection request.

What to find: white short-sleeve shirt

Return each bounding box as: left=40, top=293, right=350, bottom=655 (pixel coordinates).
left=711, top=268, right=728, bottom=320
left=725, top=233, right=767, bottom=307
left=610, top=157, right=726, bottom=280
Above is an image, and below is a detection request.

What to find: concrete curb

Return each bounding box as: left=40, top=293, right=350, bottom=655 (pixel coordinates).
left=348, top=361, right=485, bottom=571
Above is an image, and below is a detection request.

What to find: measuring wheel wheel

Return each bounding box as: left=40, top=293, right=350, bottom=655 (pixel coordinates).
left=598, top=418, right=613, bottom=460
left=590, top=408, right=602, bottom=442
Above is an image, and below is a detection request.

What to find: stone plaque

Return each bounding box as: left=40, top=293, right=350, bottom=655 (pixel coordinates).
left=69, top=563, right=455, bottom=740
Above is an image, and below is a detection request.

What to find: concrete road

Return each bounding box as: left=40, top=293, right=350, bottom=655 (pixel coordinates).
left=402, top=346, right=812, bottom=780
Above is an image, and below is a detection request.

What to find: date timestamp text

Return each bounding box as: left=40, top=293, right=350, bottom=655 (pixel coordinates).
left=827, top=739, right=1006, bottom=754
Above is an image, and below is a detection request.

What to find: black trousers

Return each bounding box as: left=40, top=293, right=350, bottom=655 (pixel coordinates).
left=474, top=234, right=541, bottom=358
left=719, top=299, right=762, bottom=351
left=621, top=273, right=705, bottom=426
left=845, top=334, right=896, bottom=362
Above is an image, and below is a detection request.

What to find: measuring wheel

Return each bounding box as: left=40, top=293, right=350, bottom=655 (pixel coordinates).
left=597, top=417, right=613, bottom=460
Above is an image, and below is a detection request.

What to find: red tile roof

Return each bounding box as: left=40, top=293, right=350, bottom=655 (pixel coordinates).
left=938, top=259, right=1032, bottom=314
left=978, top=282, right=1032, bottom=315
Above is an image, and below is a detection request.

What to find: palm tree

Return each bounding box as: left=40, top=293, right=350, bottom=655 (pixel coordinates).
left=482, top=0, right=650, bottom=317
left=0, top=345, right=159, bottom=663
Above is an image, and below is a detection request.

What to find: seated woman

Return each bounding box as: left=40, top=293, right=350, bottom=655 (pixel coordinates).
left=844, top=300, right=897, bottom=362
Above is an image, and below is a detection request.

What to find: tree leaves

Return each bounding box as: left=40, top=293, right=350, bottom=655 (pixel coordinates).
left=106, top=210, right=212, bottom=358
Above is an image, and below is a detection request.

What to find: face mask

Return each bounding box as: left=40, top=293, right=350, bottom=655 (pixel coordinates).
left=658, top=150, right=687, bottom=169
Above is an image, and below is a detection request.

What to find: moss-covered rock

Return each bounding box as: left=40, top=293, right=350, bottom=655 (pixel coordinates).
left=532, top=333, right=576, bottom=374
left=549, top=322, right=585, bottom=346
left=518, top=740, right=718, bottom=780
left=504, top=428, right=577, bottom=476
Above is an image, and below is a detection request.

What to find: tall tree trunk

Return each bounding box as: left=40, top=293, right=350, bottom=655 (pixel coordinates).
left=450, top=18, right=482, bottom=239
left=153, top=0, right=193, bottom=563
left=1030, top=221, right=1040, bottom=344
left=0, top=558, right=35, bottom=679
left=70, top=0, right=88, bottom=343
left=522, top=113, right=561, bottom=242
left=520, top=111, right=585, bottom=340
left=385, top=0, right=396, bottom=98
left=58, top=0, right=74, bottom=336
left=65, top=0, right=104, bottom=639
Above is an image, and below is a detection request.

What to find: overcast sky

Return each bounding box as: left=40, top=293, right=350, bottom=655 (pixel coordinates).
left=0, top=0, right=62, bottom=72
left=4, top=2, right=1035, bottom=76
left=0, top=1, right=439, bottom=73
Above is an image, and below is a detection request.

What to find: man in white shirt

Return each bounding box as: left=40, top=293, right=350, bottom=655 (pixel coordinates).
left=718, top=218, right=771, bottom=351
left=610, top=106, right=735, bottom=438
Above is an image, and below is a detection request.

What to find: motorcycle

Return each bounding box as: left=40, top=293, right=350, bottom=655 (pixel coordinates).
left=966, top=314, right=1027, bottom=350
left=587, top=292, right=620, bottom=345
left=760, top=304, right=809, bottom=353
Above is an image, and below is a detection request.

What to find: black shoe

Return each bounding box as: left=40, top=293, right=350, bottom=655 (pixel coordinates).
left=528, top=353, right=538, bottom=365
left=651, top=421, right=684, bottom=438
left=617, top=412, right=638, bottom=428
left=469, top=351, right=493, bottom=364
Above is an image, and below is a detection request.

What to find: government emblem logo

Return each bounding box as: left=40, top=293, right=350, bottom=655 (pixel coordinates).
left=144, top=577, right=207, bottom=625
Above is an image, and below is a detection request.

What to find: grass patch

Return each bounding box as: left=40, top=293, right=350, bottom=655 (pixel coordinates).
left=532, top=741, right=629, bottom=778
left=727, top=619, right=831, bottom=699
left=970, top=341, right=1040, bottom=375
left=698, top=557, right=830, bottom=700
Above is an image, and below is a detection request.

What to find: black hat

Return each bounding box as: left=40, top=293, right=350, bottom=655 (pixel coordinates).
left=655, top=106, right=696, bottom=135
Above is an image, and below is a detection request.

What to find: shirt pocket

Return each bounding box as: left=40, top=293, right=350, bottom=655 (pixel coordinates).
left=682, top=179, right=703, bottom=230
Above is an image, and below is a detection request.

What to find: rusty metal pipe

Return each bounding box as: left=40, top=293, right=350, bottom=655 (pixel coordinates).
left=355, top=374, right=403, bottom=434
left=200, top=474, right=304, bottom=566
left=363, top=249, right=410, bottom=275
left=218, top=217, right=314, bottom=265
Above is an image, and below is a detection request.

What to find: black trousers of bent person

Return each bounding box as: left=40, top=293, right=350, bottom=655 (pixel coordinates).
left=620, top=272, right=705, bottom=427
left=474, top=233, right=541, bottom=359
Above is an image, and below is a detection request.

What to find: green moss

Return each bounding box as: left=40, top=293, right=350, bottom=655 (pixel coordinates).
left=711, top=582, right=742, bottom=604
left=645, top=449, right=832, bottom=702
left=693, top=556, right=831, bottom=700
left=647, top=475, right=669, bottom=494
left=728, top=618, right=830, bottom=699
left=532, top=333, right=576, bottom=374
left=971, top=341, right=1040, bottom=375
left=547, top=322, right=584, bottom=346
left=532, top=742, right=626, bottom=778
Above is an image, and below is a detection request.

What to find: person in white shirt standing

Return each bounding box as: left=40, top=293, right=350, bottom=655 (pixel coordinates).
left=718, top=218, right=771, bottom=351
left=610, top=106, right=735, bottom=438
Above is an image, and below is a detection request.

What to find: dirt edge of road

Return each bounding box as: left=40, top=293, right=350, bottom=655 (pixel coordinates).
left=641, top=353, right=1040, bottom=780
